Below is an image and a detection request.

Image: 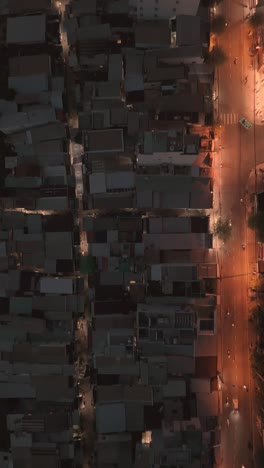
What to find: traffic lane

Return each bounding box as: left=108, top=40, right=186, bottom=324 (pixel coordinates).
left=221, top=254, right=250, bottom=435
left=225, top=0, right=245, bottom=23
left=235, top=386, right=252, bottom=466
left=219, top=133, right=253, bottom=224
left=217, top=4, right=256, bottom=467
left=232, top=289, right=252, bottom=465
left=219, top=30, right=255, bottom=118
left=218, top=25, right=244, bottom=97
left=221, top=371, right=242, bottom=468
left=222, top=370, right=251, bottom=467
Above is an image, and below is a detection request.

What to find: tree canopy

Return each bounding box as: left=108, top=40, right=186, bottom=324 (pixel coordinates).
left=248, top=11, right=264, bottom=29
left=205, top=46, right=228, bottom=66
left=211, top=15, right=227, bottom=35
left=213, top=218, right=231, bottom=242
left=247, top=212, right=264, bottom=242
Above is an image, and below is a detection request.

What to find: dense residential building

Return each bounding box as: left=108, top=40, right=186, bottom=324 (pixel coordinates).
left=129, top=0, right=200, bottom=20
left=0, top=0, right=219, bottom=467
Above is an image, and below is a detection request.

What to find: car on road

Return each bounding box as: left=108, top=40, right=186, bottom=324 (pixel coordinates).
left=239, top=118, right=252, bottom=129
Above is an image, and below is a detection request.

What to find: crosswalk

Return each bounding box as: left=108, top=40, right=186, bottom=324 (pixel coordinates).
left=219, top=112, right=239, bottom=125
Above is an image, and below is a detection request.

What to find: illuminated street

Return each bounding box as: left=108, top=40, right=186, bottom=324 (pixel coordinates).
left=213, top=0, right=264, bottom=466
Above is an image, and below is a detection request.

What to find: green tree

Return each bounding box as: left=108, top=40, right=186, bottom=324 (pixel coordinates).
left=213, top=218, right=231, bottom=242
left=205, top=46, right=228, bottom=66
left=249, top=11, right=264, bottom=29
left=211, top=15, right=227, bottom=35
left=248, top=212, right=264, bottom=242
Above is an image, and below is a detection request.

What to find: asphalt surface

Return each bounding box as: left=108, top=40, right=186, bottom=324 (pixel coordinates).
left=214, top=0, right=264, bottom=466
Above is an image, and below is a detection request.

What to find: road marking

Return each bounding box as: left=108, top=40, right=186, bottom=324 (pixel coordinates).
left=219, top=112, right=239, bottom=125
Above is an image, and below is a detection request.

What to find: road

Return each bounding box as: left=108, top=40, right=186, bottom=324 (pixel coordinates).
left=213, top=0, right=264, bottom=466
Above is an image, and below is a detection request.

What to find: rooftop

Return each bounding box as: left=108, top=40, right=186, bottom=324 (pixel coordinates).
left=83, top=129, right=124, bottom=153
left=135, top=21, right=171, bottom=48
left=7, top=15, right=46, bottom=45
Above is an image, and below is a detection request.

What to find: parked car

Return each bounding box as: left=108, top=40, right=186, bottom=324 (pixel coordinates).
left=239, top=118, right=252, bottom=129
